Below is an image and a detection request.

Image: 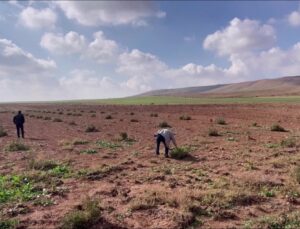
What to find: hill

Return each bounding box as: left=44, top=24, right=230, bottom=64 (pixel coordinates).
left=139, top=75, right=300, bottom=97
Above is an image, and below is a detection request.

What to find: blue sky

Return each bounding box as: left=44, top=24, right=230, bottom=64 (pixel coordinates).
left=1, top=1, right=300, bottom=101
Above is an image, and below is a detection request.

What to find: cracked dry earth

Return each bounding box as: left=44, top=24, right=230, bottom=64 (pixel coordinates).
left=1, top=103, right=300, bottom=229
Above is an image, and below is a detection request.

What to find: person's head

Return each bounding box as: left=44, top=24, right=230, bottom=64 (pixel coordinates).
left=18, top=110, right=22, bottom=114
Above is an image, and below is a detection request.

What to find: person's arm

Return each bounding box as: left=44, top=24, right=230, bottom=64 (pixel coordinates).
left=22, top=115, right=25, bottom=124
left=13, top=116, right=16, bottom=124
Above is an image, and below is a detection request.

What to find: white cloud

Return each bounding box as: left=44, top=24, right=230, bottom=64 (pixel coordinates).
left=85, top=31, right=119, bottom=63
left=54, top=1, right=165, bottom=26
left=40, top=31, right=86, bottom=55
left=59, top=69, right=132, bottom=99
left=117, top=49, right=167, bottom=77
left=288, top=11, right=300, bottom=26
left=8, top=0, right=23, bottom=9
left=203, top=18, right=276, bottom=56
left=0, top=38, right=56, bottom=78
left=41, top=31, right=119, bottom=63
left=19, top=6, right=57, bottom=29
left=0, top=38, right=58, bottom=102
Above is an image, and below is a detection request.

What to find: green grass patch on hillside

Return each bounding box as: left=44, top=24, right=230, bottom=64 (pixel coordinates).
left=65, top=96, right=300, bottom=105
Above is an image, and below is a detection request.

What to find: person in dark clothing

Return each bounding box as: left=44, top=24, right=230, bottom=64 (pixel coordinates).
left=13, top=111, right=25, bottom=138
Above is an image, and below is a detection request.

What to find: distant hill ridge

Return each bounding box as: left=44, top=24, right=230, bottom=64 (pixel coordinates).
left=139, top=75, right=300, bottom=97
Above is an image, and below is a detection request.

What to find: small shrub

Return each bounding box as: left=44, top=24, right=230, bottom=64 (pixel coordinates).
left=6, top=142, right=29, bottom=151
left=120, top=132, right=128, bottom=141
left=29, top=159, right=58, bottom=170
left=69, top=121, right=76, bottom=126
left=170, top=147, right=190, bottom=159
left=44, top=116, right=51, bottom=120
left=91, top=114, right=96, bottom=118
left=150, top=113, right=158, bottom=117
left=130, top=119, right=139, bottom=122
left=281, top=137, right=296, bottom=148
left=80, top=149, right=98, bottom=154
left=216, top=117, right=226, bottom=125
left=73, top=139, right=89, bottom=145
left=105, top=115, right=112, bottom=120
left=61, top=199, right=101, bottom=229
left=130, top=112, right=135, bottom=115
left=294, top=166, right=300, bottom=184
left=252, top=122, right=258, bottom=127
left=271, top=124, right=286, bottom=132
left=179, top=115, right=191, bottom=120
left=0, top=126, right=8, bottom=137
left=85, top=125, right=98, bottom=133
left=159, top=121, right=171, bottom=128
left=53, top=118, right=63, bottom=122
left=208, top=128, right=219, bottom=136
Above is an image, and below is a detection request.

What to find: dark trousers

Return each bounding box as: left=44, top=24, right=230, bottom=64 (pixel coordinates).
left=156, top=134, right=169, bottom=156
left=16, top=124, right=24, bottom=138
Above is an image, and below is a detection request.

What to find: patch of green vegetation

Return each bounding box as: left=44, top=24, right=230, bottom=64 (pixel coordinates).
left=271, top=124, right=287, bottom=132
left=130, top=119, right=139, bottom=122
left=96, top=140, right=122, bottom=149
left=5, top=142, right=29, bottom=152
left=49, top=165, right=70, bottom=178
left=158, top=121, right=171, bottom=128
left=69, top=96, right=300, bottom=105
left=265, top=143, right=280, bottom=149
left=0, top=219, right=19, bottom=229
left=0, top=126, right=8, bottom=137
left=33, top=196, right=54, bottom=207
left=80, top=149, right=98, bottom=154
left=43, top=116, right=51, bottom=120
left=29, top=160, right=70, bottom=178
left=150, top=113, right=158, bottom=117
left=245, top=212, right=300, bottom=229
left=260, top=186, right=276, bottom=198
left=60, top=198, right=102, bottom=229
left=170, top=147, right=191, bottom=159
left=281, top=137, right=296, bottom=148
left=0, top=175, right=41, bottom=203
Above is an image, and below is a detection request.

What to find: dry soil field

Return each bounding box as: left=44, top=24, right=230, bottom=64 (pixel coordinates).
left=1, top=103, right=300, bottom=229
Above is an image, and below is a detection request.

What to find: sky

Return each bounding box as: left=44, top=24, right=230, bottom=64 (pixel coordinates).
left=1, top=1, right=300, bottom=102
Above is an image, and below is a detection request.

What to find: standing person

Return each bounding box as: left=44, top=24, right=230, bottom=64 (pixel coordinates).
left=155, top=128, right=177, bottom=157
left=13, top=111, right=25, bottom=138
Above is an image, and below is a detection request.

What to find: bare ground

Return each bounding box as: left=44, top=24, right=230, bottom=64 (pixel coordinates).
left=1, top=103, right=300, bottom=229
